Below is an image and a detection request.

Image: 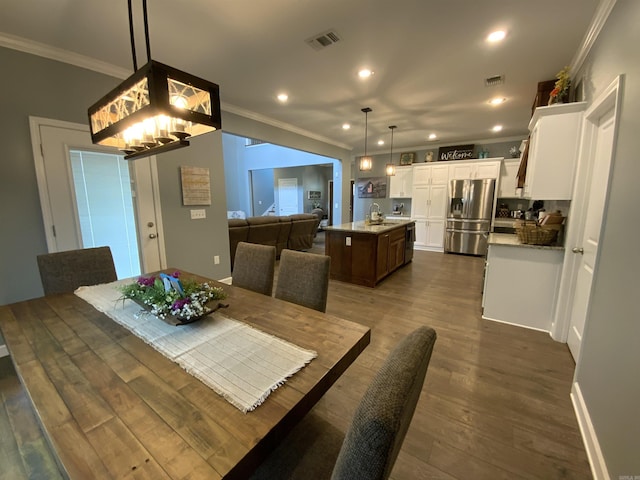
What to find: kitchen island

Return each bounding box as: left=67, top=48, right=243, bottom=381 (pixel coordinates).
left=324, top=219, right=414, bottom=287
left=482, top=233, right=564, bottom=332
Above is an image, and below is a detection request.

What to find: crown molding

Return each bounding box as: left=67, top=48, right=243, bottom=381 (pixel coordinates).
left=360, top=134, right=528, bottom=157
left=0, top=32, right=131, bottom=79
left=570, top=0, right=617, bottom=74
left=0, top=32, right=353, bottom=151
left=221, top=102, right=353, bottom=151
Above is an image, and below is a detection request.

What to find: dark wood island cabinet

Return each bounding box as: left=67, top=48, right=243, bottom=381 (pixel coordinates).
left=324, top=220, right=414, bottom=287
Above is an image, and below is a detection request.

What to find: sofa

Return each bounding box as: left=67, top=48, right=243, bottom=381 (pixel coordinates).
left=228, top=214, right=321, bottom=269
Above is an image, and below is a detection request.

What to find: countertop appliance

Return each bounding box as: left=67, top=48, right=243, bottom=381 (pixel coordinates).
left=445, top=178, right=495, bottom=256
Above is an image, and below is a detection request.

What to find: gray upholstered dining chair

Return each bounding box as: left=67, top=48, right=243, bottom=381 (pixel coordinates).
left=274, top=249, right=330, bottom=312
left=232, top=242, right=276, bottom=296
left=37, top=246, right=117, bottom=295
left=250, top=326, right=437, bottom=480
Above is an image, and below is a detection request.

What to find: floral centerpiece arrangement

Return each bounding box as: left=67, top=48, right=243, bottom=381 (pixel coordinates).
left=548, top=66, right=571, bottom=105
left=118, top=271, right=226, bottom=322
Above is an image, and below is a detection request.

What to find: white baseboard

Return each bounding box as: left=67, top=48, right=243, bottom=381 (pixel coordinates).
left=481, top=315, right=550, bottom=333
left=413, top=245, right=444, bottom=253
left=571, top=382, right=610, bottom=480
left=0, top=344, right=8, bottom=358
left=218, top=277, right=232, bottom=285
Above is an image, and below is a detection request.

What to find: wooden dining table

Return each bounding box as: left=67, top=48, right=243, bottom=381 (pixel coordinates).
left=0, top=270, right=371, bottom=479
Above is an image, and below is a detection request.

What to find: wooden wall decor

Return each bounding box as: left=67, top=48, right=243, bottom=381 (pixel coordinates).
left=180, top=166, right=211, bottom=205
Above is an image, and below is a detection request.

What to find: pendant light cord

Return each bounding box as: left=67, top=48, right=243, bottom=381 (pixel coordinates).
left=364, top=111, right=368, bottom=156
left=142, top=0, right=151, bottom=62
left=127, top=0, right=152, bottom=71
left=128, top=0, right=137, bottom=71
left=389, top=126, right=395, bottom=162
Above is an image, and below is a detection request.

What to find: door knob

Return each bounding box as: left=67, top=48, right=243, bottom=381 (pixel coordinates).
left=149, top=233, right=157, bottom=239
left=571, top=247, right=584, bottom=254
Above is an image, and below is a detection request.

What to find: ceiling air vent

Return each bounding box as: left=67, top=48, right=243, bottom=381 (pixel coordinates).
left=485, top=74, right=505, bottom=87
left=306, top=29, right=341, bottom=50
left=245, top=138, right=266, bottom=147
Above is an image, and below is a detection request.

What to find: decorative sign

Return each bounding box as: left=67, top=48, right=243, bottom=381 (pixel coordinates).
left=356, top=177, right=387, bottom=198
left=180, top=166, right=211, bottom=205
left=438, top=144, right=475, bottom=161
left=399, top=152, right=416, bottom=165
left=307, top=190, right=321, bottom=200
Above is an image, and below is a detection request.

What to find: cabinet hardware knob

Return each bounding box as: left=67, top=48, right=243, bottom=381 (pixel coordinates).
left=149, top=233, right=157, bottom=239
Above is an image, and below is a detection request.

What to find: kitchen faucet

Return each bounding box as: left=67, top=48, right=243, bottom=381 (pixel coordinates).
left=369, top=202, right=381, bottom=222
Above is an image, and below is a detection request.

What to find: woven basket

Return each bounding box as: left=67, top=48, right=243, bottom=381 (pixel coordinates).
left=515, top=220, right=561, bottom=245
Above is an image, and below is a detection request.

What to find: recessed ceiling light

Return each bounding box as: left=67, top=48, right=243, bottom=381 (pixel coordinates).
left=377, top=140, right=385, bottom=146
left=487, top=30, right=506, bottom=43
left=489, top=97, right=507, bottom=105
left=358, top=69, right=374, bottom=78
left=428, top=133, right=437, bottom=140
left=492, top=125, right=503, bottom=132
left=342, top=123, right=351, bottom=130
left=277, top=93, right=288, bottom=102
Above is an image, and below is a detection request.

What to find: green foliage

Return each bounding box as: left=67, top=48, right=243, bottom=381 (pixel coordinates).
left=118, top=272, right=226, bottom=320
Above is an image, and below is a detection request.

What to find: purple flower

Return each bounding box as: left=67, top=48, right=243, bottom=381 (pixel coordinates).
left=137, top=276, right=156, bottom=286
left=171, top=298, right=191, bottom=311
left=171, top=271, right=181, bottom=278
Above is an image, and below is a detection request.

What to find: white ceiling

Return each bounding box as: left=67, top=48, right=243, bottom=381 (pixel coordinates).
left=1, top=0, right=601, bottom=154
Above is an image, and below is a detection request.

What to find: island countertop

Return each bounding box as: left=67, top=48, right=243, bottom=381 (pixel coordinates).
left=324, top=219, right=414, bottom=234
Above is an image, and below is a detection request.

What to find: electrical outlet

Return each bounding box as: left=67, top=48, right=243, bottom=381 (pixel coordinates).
left=346, top=236, right=351, bottom=246
left=214, top=255, right=220, bottom=265
left=190, top=209, right=206, bottom=220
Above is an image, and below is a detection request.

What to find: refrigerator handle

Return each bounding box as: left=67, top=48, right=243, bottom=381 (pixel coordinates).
left=462, top=180, right=469, bottom=218
left=465, top=180, right=475, bottom=218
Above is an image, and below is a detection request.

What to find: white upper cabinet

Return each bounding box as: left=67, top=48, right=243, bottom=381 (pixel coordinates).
left=388, top=166, right=413, bottom=198
left=523, top=102, right=587, bottom=200
left=448, top=159, right=501, bottom=180
left=498, top=159, right=521, bottom=198
left=412, top=163, right=448, bottom=185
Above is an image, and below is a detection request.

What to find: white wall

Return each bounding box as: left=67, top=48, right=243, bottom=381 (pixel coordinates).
left=0, top=47, right=121, bottom=305
left=156, top=133, right=230, bottom=280
left=571, top=0, right=640, bottom=476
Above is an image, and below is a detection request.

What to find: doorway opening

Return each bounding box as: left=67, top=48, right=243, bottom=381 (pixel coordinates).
left=222, top=132, right=342, bottom=223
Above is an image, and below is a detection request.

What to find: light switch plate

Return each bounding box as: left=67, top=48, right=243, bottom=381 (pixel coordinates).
left=190, top=209, right=206, bottom=220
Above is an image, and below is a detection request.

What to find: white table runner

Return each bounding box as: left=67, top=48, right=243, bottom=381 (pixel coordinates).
left=75, top=280, right=317, bottom=413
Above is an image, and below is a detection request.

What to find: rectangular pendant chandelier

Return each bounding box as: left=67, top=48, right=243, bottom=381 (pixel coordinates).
left=88, top=60, right=221, bottom=160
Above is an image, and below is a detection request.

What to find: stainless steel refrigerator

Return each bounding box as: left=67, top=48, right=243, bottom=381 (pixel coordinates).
left=445, top=178, right=495, bottom=256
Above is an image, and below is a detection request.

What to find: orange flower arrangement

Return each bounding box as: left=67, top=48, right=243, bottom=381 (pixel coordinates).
left=548, top=66, right=571, bottom=105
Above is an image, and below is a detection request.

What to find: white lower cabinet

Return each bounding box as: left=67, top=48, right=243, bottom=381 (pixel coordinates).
left=414, top=219, right=445, bottom=249
left=414, top=219, right=428, bottom=247
left=482, top=243, right=564, bottom=332
left=425, top=220, right=445, bottom=248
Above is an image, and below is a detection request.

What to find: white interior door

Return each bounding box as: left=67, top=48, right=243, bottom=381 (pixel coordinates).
left=567, top=103, right=616, bottom=360
left=30, top=117, right=166, bottom=277
left=277, top=178, right=299, bottom=216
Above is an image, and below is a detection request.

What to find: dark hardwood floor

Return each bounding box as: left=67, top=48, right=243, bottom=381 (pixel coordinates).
left=0, top=232, right=591, bottom=479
